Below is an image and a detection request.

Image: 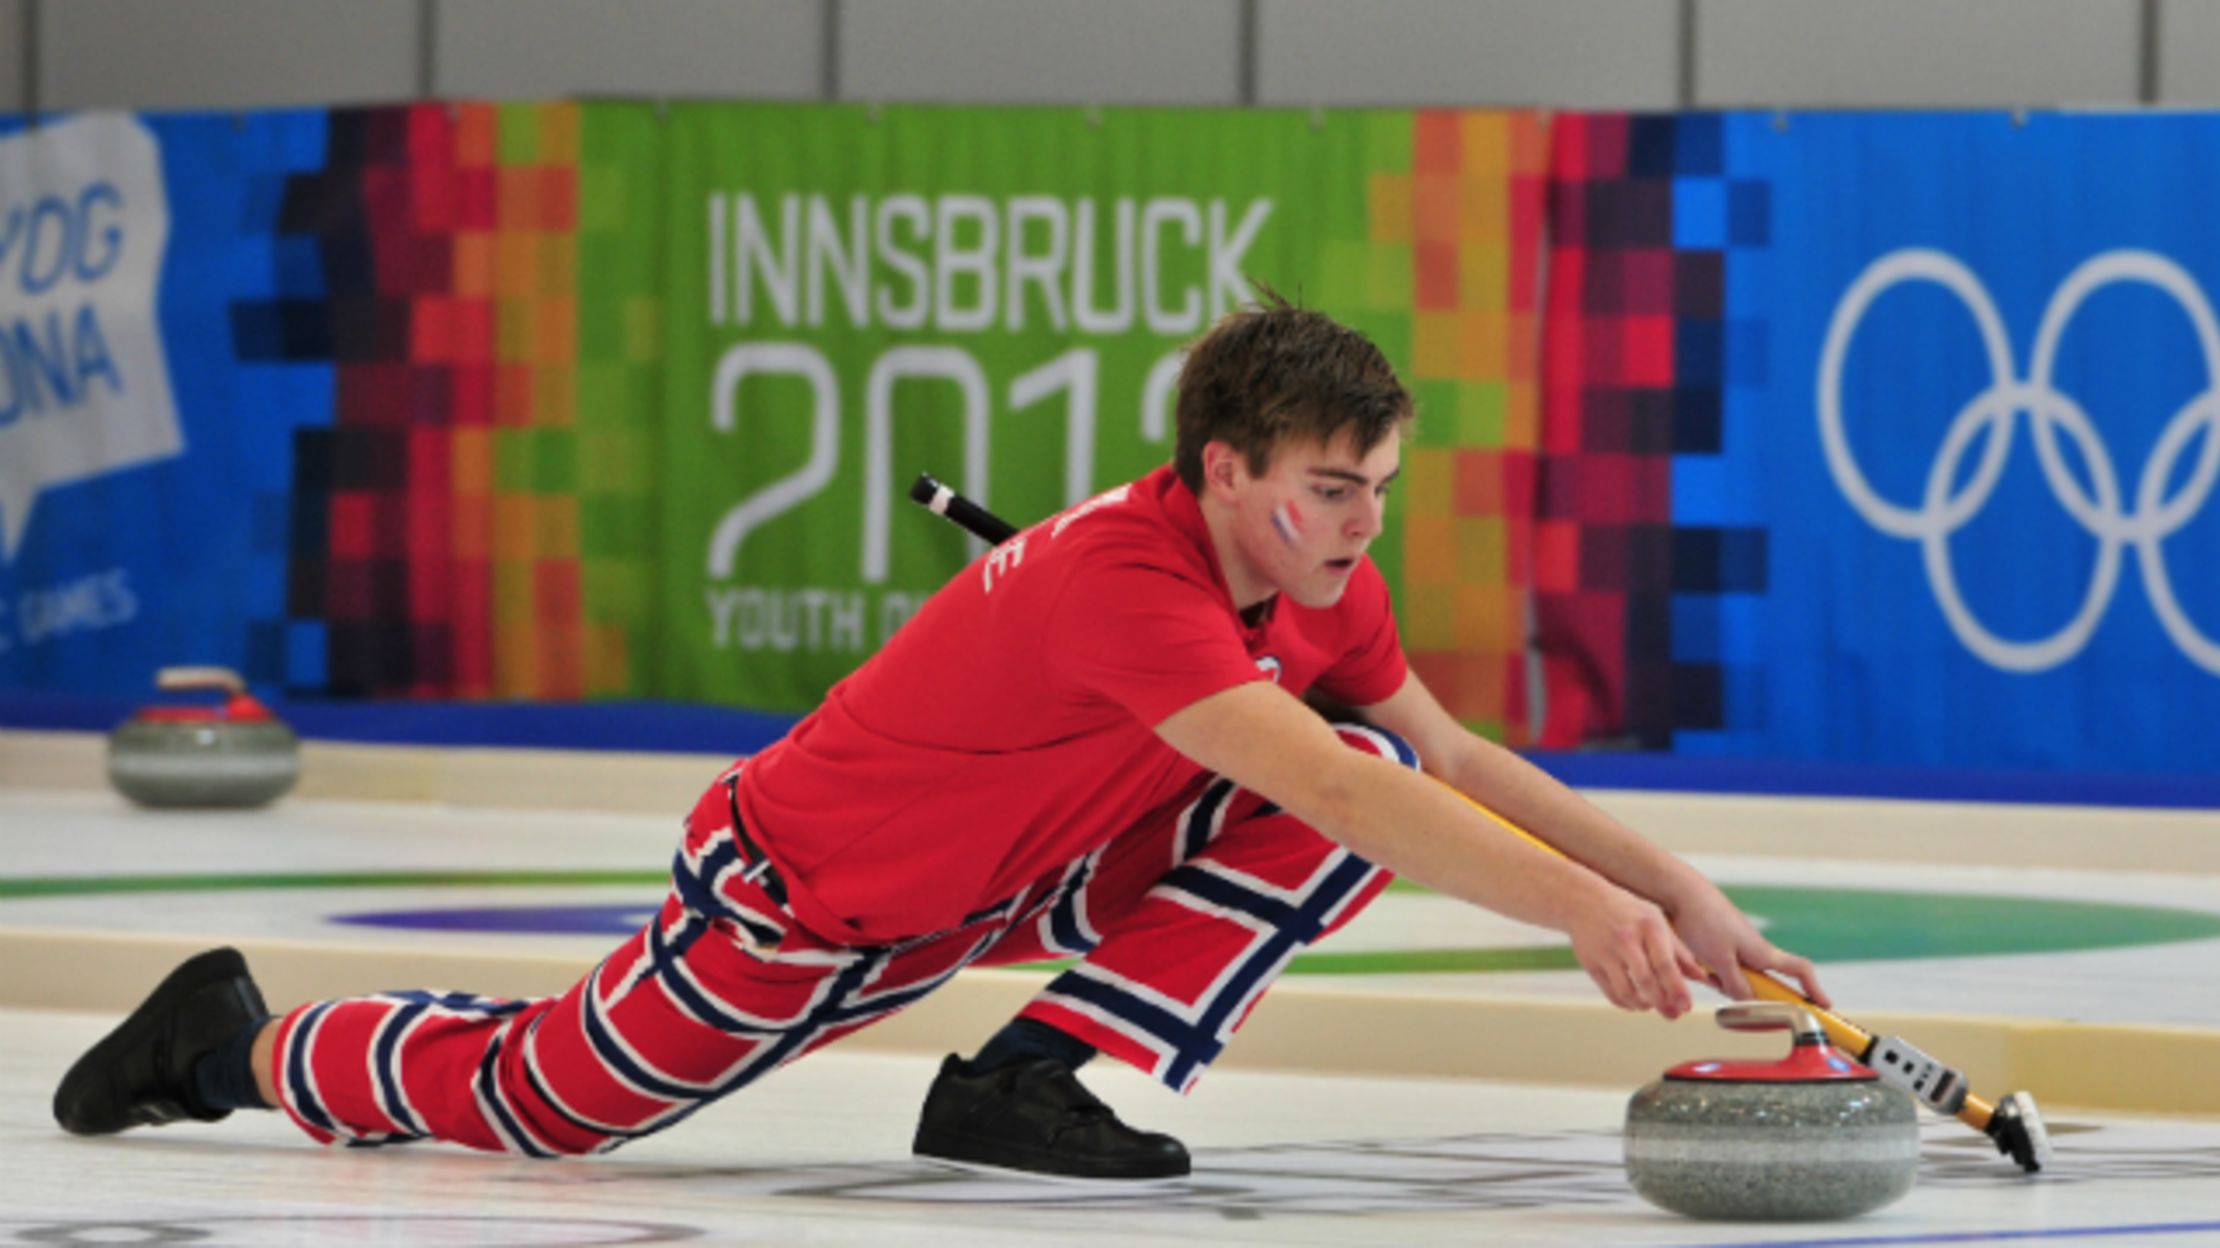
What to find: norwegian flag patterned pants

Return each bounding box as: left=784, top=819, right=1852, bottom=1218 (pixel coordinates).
left=269, top=724, right=1416, bottom=1155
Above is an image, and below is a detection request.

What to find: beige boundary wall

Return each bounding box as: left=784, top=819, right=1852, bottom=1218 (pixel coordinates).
left=5, top=926, right=2215, bottom=1119
left=10, top=727, right=2220, bottom=873
left=8, top=726, right=2220, bottom=1117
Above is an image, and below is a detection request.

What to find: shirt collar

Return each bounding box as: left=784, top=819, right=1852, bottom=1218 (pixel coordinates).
left=1151, top=465, right=1279, bottom=629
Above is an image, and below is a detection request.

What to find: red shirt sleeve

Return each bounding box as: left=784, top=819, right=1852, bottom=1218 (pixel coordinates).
left=1313, top=558, right=1408, bottom=706
left=1043, top=556, right=1263, bottom=726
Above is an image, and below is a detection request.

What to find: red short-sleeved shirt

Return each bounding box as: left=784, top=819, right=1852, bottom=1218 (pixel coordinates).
left=733, top=465, right=1408, bottom=944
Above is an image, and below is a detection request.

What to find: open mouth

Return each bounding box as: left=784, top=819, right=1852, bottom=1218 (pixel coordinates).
left=1324, top=558, right=1357, bottom=574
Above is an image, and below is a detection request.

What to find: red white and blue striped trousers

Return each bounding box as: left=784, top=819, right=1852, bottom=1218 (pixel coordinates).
left=268, top=724, right=1415, bottom=1155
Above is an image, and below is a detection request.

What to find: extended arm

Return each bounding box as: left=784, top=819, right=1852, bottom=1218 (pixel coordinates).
left=1354, top=670, right=1829, bottom=1007
left=1155, top=680, right=1706, bottom=1018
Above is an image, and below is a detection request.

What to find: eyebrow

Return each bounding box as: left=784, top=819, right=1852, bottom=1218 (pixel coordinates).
left=1306, top=467, right=1402, bottom=487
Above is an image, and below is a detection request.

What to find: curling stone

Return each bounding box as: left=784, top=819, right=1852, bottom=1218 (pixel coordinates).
left=107, top=667, right=299, bottom=808
left=1624, top=1002, right=1918, bottom=1221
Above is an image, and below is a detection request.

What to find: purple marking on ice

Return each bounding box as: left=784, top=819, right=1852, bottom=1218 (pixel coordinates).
left=333, top=904, right=655, bottom=936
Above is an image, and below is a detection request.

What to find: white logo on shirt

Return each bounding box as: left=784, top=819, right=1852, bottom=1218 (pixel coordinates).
left=1255, top=655, right=1282, bottom=684
left=1051, top=484, right=1133, bottom=538
left=981, top=534, right=1028, bottom=593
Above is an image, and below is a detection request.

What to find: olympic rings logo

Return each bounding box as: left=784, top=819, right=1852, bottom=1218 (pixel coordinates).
left=1819, top=249, right=2220, bottom=674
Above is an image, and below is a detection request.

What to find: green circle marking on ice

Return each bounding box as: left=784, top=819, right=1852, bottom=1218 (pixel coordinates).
left=2, top=872, right=2217, bottom=974
left=1285, top=883, right=2220, bottom=975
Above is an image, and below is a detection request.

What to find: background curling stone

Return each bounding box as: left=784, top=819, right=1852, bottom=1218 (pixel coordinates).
left=1625, top=1001, right=1918, bottom=1221
left=107, top=666, right=300, bottom=809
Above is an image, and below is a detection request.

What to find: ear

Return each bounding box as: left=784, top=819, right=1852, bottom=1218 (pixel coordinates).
left=1199, top=439, right=1246, bottom=500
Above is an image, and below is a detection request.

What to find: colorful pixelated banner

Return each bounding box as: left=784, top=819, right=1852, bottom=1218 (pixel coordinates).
left=244, top=102, right=666, bottom=703
left=657, top=104, right=1544, bottom=718
left=1537, top=111, right=2220, bottom=775
left=0, top=103, right=1541, bottom=738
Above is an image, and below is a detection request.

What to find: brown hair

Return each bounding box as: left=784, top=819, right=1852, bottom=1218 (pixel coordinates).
left=1172, top=286, right=1412, bottom=493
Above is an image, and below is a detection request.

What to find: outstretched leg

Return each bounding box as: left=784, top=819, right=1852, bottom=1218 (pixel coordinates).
left=57, top=771, right=1003, bottom=1157
left=263, top=798, right=1006, bottom=1155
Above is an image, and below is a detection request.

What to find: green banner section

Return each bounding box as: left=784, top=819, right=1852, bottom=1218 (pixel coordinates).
left=651, top=105, right=1376, bottom=709
left=573, top=102, right=669, bottom=698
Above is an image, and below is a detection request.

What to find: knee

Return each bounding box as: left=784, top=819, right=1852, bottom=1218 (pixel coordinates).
left=1329, top=723, right=1420, bottom=772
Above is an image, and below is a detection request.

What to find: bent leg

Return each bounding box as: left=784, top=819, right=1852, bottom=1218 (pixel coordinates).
left=1001, top=724, right=1419, bottom=1092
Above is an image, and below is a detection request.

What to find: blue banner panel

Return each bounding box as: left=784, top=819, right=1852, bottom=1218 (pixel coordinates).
left=1710, top=112, right=2220, bottom=773
left=0, top=110, right=332, bottom=697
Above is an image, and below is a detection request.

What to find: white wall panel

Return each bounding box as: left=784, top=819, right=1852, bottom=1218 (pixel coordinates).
left=435, top=0, right=823, bottom=101
left=1696, top=0, right=2141, bottom=108
left=1, top=0, right=27, bottom=113
left=1257, top=0, right=1679, bottom=109
left=839, top=0, right=1240, bottom=105
left=15, top=3, right=2183, bottom=135
left=40, top=0, right=418, bottom=111
left=2158, top=0, right=2220, bottom=104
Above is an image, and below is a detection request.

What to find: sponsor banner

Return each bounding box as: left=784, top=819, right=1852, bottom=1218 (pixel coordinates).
left=19, top=100, right=2220, bottom=777
left=657, top=105, right=1545, bottom=719
left=1538, top=112, right=2220, bottom=774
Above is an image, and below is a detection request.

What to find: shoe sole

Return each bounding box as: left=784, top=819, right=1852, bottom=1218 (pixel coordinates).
left=913, top=1155, right=1194, bottom=1187
left=52, top=946, right=260, bottom=1135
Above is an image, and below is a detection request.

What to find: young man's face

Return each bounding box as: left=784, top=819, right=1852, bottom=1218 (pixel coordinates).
left=1222, top=429, right=1401, bottom=609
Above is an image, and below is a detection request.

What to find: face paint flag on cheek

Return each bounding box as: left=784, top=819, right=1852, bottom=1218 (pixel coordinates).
left=1271, top=501, right=1304, bottom=548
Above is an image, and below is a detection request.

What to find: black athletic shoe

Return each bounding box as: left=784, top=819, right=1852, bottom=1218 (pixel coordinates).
left=912, top=1054, right=1191, bottom=1180
left=52, top=946, right=268, bottom=1135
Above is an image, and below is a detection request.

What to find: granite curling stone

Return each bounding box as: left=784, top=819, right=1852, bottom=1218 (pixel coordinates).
left=107, top=666, right=299, bottom=809
left=1624, top=1002, right=1919, bottom=1221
